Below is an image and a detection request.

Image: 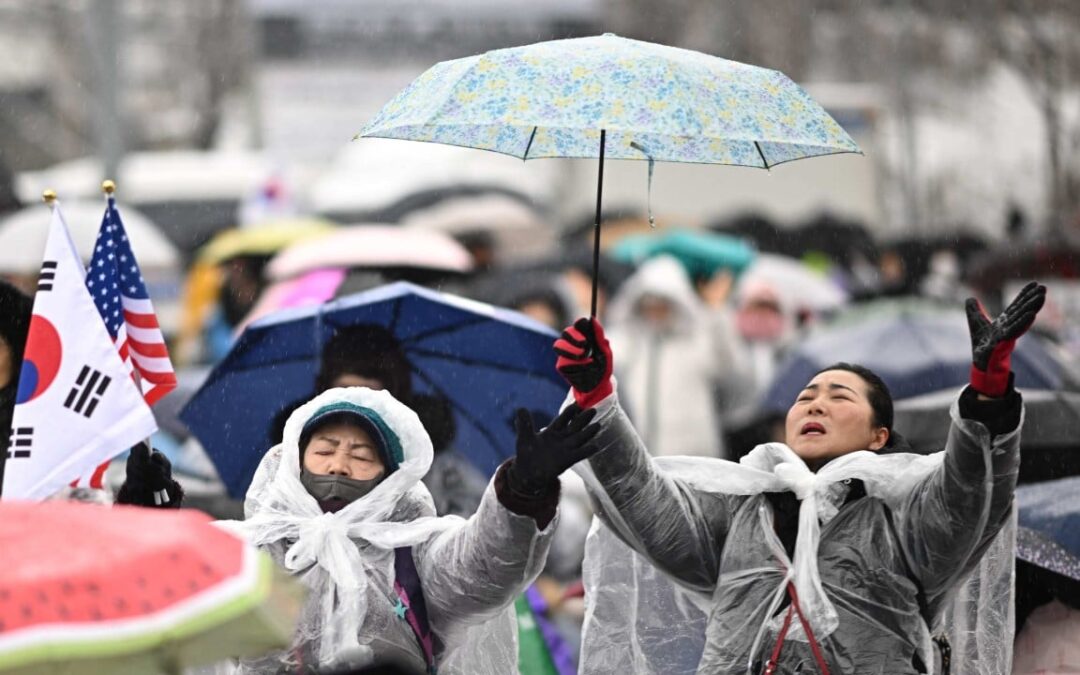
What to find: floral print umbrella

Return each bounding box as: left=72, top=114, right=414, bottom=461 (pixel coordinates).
left=360, top=33, right=861, bottom=314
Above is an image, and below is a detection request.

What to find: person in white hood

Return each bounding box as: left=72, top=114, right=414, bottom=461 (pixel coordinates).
left=123, top=386, right=599, bottom=674
left=605, top=255, right=748, bottom=458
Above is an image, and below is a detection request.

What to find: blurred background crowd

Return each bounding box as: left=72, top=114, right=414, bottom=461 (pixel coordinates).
left=2, top=1, right=1080, bottom=672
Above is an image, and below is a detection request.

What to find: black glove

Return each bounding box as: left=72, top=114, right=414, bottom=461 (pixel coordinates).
left=115, top=443, right=184, bottom=508
left=965, top=281, right=1046, bottom=397
left=508, top=405, right=601, bottom=495
left=553, top=318, right=614, bottom=408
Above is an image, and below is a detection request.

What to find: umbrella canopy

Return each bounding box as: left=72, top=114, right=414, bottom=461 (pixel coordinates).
left=895, top=388, right=1080, bottom=452
left=0, top=200, right=178, bottom=273
left=266, top=225, right=474, bottom=282
left=797, top=214, right=878, bottom=269
left=402, top=194, right=555, bottom=264
left=736, top=253, right=849, bottom=313
left=197, top=218, right=337, bottom=266
left=610, top=229, right=756, bottom=280
left=180, top=282, right=567, bottom=498
left=966, top=241, right=1080, bottom=291
left=0, top=500, right=304, bottom=674
left=402, top=194, right=544, bottom=234
left=360, top=32, right=860, bottom=315
left=1016, top=476, right=1080, bottom=584
left=710, top=213, right=798, bottom=258
left=895, top=387, right=1080, bottom=483
left=360, top=33, right=859, bottom=165
left=762, top=299, right=1074, bottom=414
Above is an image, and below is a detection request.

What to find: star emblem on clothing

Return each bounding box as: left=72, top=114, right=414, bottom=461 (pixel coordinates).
left=393, top=598, right=408, bottom=620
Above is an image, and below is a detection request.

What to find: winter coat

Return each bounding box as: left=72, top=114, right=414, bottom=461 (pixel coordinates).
left=423, top=447, right=488, bottom=518
left=578, top=386, right=1021, bottom=674
left=605, top=256, right=749, bottom=458
left=219, top=387, right=556, bottom=674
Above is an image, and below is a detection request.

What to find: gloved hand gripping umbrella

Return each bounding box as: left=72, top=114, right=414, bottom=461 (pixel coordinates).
left=359, top=33, right=861, bottom=316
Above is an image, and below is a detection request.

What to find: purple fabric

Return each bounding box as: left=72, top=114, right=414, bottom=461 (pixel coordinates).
left=395, top=547, right=437, bottom=671
left=525, top=584, right=577, bottom=675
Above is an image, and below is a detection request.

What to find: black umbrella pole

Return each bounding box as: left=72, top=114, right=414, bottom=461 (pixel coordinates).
left=591, top=129, right=606, bottom=319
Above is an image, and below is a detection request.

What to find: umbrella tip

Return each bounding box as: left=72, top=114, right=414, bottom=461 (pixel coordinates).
left=102, top=179, right=116, bottom=195
left=42, top=189, right=57, bottom=203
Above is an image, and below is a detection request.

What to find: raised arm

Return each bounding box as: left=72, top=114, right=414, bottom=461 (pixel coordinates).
left=896, top=282, right=1044, bottom=613
left=418, top=404, right=599, bottom=626
left=555, top=317, right=735, bottom=593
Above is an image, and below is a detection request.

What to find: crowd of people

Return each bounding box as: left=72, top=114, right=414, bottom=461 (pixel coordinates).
left=0, top=197, right=1076, bottom=673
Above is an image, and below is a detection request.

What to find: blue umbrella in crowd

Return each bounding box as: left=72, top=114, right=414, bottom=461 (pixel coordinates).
left=180, top=282, right=566, bottom=498
left=1017, top=476, right=1080, bottom=586
left=763, top=298, right=1075, bottom=414
left=359, top=33, right=860, bottom=315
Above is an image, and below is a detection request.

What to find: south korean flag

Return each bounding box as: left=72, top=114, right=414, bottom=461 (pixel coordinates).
left=2, top=202, right=157, bottom=500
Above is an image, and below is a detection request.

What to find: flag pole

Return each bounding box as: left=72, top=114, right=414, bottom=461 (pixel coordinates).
left=3, top=190, right=57, bottom=497
left=102, top=179, right=153, bottom=459
left=103, top=176, right=154, bottom=460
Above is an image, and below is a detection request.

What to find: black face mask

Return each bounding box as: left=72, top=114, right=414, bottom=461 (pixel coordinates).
left=300, top=471, right=384, bottom=505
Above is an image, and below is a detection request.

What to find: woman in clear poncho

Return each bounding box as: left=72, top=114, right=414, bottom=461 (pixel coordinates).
left=122, top=385, right=600, bottom=674
left=549, top=282, right=1046, bottom=675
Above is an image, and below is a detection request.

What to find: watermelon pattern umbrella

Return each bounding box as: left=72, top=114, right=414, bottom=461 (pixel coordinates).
left=359, top=33, right=860, bottom=316
left=0, top=501, right=305, bottom=674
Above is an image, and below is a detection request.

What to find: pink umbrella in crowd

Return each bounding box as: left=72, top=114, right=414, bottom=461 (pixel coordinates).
left=237, top=225, right=476, bottom=329
left=265, top=225, right=473, bottom=282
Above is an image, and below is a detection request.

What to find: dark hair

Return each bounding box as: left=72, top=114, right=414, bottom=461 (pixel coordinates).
left=0, top=279, right=32, bottom=363
left=316, top=324, right=413, bottom=399
left=814, top=362, right=894, bottom=431
left=810, top=363, right=912, bottom=452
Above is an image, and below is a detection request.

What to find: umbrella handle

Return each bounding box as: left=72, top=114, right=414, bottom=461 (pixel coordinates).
left=591, top=129, right=606, bottom=319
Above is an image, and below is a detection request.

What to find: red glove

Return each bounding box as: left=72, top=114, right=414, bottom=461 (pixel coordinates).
left=965, top=281, right=1046, bottom=397
left=554, top=318, right=614, bottom=409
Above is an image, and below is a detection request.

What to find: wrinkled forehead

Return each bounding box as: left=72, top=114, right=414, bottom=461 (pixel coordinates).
left=306, top=419, right=375, bottom=444
left=802, top=369, right=870, bottom=397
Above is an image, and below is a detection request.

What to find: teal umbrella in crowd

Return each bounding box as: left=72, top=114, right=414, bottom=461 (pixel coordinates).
left=611, top=229, right=757, bottom=280
left=359, top=33, right=860, bottom=315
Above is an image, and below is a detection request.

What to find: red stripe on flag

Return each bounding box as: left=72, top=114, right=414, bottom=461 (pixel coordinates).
left=137, top=370, right=178, bottom=386
left=123, top=310, right=161, bottom=329
left=128, top=337, right=171, bottom=358
left=143, top=383, right=174, bottom=406
left=88, top=461, right=110, bottom=489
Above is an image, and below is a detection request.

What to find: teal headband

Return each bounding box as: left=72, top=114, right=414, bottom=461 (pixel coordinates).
left=300, top=401, right=405, bottom=472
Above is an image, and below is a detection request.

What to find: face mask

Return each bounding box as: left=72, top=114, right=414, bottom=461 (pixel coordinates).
left=300, top=471, right=384, bottom=504
left=736, top=309, right=786, bottom=342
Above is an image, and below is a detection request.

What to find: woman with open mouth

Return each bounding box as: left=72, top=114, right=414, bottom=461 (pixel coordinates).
left=552, top=282, right=1046, bottom=675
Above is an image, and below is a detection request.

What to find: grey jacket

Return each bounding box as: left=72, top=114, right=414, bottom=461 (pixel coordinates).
left=240, top=478, right=555, bottom=674
left=584, top=389, right=1021, bottom=674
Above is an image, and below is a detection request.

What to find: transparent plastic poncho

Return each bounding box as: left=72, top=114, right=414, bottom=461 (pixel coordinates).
left=575, top=393, right=1018, bottom=675
left=214, top=387, right=550, bottom=673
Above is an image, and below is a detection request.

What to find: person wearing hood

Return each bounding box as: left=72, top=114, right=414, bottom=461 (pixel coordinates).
left=551, top=282, right=1045, bottom=674
left=0, top=279, right=31, bottom=489
left=270, top=324, right=489, bottom=520
left=122, top=386, right=597, bottom=673
left=604, top=255, right=749, bottom=459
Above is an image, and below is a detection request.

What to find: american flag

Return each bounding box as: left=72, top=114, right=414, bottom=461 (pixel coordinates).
left=75, top=197, right=176, bottom=489
left=86, top=197, right=177, bottom=406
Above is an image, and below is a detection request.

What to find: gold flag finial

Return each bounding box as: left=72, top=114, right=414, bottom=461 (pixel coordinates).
left=42, top=189, right=57, bottom=203
left=102, top=179, right=116, bottom=195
